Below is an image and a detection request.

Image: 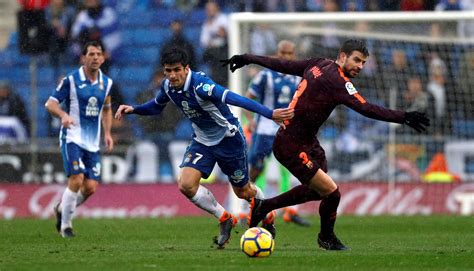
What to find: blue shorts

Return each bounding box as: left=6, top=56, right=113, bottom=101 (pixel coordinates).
left=61, top=142, right=101, bottom=181
left=248, top=134, right=275, bottom=170
left=180, top=131, right=249, bottom=188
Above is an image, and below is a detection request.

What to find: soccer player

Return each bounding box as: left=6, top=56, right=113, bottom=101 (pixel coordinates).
left=115, top=47, right=294, bottom=248
left=222, top=39, right=430, bottom=250
left=45, top=41, right=114, bottom=238
left=242, top=40, right=310, bottom=227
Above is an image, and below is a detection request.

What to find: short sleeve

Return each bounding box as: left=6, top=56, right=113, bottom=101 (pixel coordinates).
left=194, top=76, right=228, bottom=103
left=154, top=80, right=171, bottom=105
left=50, top=76, right=70, bottom=103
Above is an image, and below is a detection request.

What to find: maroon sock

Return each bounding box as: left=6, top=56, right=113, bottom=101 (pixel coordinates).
left=319, top=188, right=341, bottom=237
left=261, top=185, right=322, bottom=214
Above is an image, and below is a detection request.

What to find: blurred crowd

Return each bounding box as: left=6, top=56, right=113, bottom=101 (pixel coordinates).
left=0, top=0, right=473, bottom=181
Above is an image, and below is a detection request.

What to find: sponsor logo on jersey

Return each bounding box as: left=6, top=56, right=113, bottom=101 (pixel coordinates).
left=345, top=82, right=357, bottom=95
left=181, top=101, right=201, bottom=119
left=86, top=97, right=100, bottom=116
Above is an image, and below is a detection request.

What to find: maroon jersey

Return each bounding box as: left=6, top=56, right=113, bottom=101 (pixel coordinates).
left=243, top=54, right=406, bottom=183
left=244, top=54, right=405, bottom=141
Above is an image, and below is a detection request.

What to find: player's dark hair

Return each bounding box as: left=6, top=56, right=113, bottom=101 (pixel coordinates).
left=160, top=47, right=189, bottom=67
left=339, top=39, right=369, bottom=57
left=82, top=41, right=104, bottom=55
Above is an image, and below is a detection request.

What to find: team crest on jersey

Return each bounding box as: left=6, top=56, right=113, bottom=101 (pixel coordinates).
left=202, top=84, right=215, bottom=96
left=73, top=161, right=79, bottom=171
left=184, top=153, right=192, bottom=163
left=345, top=82, right=357, bottom=95
left=86, top=97, right=100, bottom=116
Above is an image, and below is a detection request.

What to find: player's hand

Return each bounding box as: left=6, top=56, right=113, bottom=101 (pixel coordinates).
left=404, top=111, right=430, bottom=133
left=272, top=108, right=294, bottom=129
left=61, top=114, right=75, bottom=128
left=115, top=105, right=134, bottom=120
left=220, top=55, right=249, bottom=72
left=104, top=133, right=114, bottom=153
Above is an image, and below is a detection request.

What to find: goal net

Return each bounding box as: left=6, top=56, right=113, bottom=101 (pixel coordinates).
left=228, top=11, right=474, bottom=183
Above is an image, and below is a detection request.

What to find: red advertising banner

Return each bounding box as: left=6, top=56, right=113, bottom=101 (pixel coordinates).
left=1, top=182, right=473, bottom=219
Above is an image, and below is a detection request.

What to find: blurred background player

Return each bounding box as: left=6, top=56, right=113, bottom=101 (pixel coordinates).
left=241, top=40, right=311, bottom=227
left=222, top=39, right=430, bottom=250
left=115, top=47, right=293, bottom=248
left=45, top=41, right=114, bottom=238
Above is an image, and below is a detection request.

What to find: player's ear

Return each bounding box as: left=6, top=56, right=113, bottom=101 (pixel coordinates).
left=338, top=52, right=347, bottom=63
left=185, top=64, right=190, bottom=73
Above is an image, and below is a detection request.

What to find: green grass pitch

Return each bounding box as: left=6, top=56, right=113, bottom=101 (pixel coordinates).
left=1, top=216, right=473, bottom=270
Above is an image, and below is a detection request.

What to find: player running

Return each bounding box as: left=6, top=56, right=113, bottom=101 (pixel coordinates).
left=115, top=47, right=293, bottom=248
left=46, top=41, right=114, bottom=238
left=222, top=39, right=430, bottom=250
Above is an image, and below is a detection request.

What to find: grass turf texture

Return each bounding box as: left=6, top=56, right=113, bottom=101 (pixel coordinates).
left=0, top=216, right=473, bottom=271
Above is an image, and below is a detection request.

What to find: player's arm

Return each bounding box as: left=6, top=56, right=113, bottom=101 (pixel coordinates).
left=221, top=54, right=309, bottom=77
left=102, top=96, right=114, bottom=152
left=45, top=77, right=74, bottom=128
left=225, top=91, right=294, bottom=126
left=339, top=83, right=430, bottom=132
left=115, top=90, right=169, bottom=120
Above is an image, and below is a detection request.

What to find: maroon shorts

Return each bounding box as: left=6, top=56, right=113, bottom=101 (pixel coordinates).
left=273, top=132, right=327, bottom=185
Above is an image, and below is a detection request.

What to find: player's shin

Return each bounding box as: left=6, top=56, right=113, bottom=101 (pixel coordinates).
left=190, top=185, right=226, bottom=219
left=318, top=188, right=341, bottom=237
left=60, top=187, right=78, bottom=230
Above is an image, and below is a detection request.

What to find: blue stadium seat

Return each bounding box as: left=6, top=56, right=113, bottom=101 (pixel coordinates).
left=188, top=9, right=206, bottom=26
left=151, top=9, right=184, bottom=27
left=121, top=10, right=154, bottom=28
left=118, top=66, right=153, bottom=84
left=133, top=28, right=171, bottom=46
left=184, top=27, right=201, bottom=44
left=116, top=46, right=159, bottom=66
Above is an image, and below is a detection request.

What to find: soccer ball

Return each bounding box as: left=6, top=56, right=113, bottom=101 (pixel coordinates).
left=240, top=227, right=275, bottom=257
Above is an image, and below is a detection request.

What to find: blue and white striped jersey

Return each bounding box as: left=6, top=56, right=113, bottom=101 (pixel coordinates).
left=248, top=69, right=300, bottom=135
left=155, top=70, right=240, bottom=146
left=49, top=67, right=113, bottom=152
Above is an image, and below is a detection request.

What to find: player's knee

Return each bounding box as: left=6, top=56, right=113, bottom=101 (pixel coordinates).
left=68, top=174, right=84, bottom=191
left=83, top=182, right=97, bottom=196
left=177, top=179, right=197, bottom=198
left=326, top=187, right=341, bottom=203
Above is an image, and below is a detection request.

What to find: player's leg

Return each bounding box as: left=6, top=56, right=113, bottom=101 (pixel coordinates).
left=307, top=169, right=347, bottom=250
left=177, top=141, right=236, bottom=248
left=237, top=134, right=269, bottom=223
left=218, top=132, right=276, bottom=237
left=282, top=170, right=311, bottom=227
left=55, top=143, right=87, bottom=237
left=248, top=137, right=323, bottom=227
left=76, top=149, right=101, bottom=207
